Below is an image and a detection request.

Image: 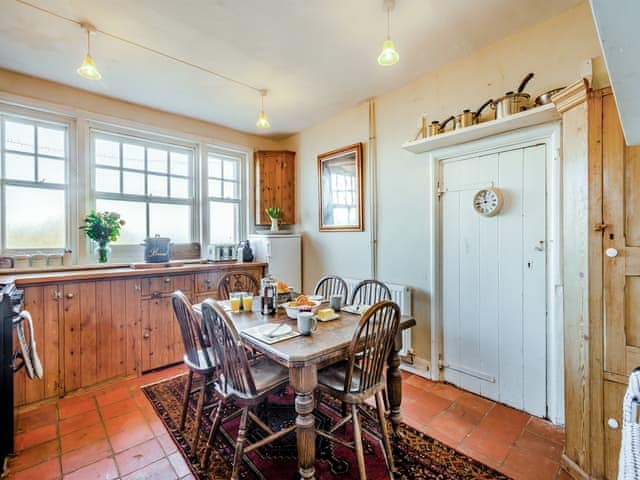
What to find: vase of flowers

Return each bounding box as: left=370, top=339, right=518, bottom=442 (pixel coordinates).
left=265, top=206, right=283, bottom=232
left=80, top=211, right=125, bottom=263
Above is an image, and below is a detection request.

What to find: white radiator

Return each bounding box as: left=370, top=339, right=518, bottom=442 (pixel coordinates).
left=343, top=278, right=413, bottom=360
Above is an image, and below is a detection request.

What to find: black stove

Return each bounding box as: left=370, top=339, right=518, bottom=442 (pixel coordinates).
left=1, top=281, right=24, bottom=472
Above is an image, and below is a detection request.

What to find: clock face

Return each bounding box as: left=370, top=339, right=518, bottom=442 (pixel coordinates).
left=473, top=188, right=503, bottom=217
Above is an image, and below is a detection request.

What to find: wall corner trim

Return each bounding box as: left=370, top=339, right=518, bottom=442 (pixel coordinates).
left=553, top=78, right=590, bottom=113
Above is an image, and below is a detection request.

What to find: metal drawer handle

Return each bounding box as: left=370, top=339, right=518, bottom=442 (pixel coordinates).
left=66, top=293, right=74, bottom=299
left=204, top=279, right=212, bottom=285
left=164, top=278, right=172, bottom=283
left=143, top=331, right=150, bottom=339
left=151, top=291, right=162, bottom=298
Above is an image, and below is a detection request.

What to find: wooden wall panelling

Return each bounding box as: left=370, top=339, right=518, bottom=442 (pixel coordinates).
left=587, top=88, right=605, bottom=478
left=553, top=79, right=592, bottom=475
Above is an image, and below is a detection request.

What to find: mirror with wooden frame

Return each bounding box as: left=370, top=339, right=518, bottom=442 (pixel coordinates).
left=317, top=143, right=363, bottom=231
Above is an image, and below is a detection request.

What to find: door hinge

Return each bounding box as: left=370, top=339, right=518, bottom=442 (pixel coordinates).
left=436, top=181, right=444, bottom=199
left=438, top=353, right=445, bottom=370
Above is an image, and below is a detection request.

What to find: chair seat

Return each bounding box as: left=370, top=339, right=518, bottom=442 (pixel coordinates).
left=251, top=357, right=289, bottom=392
left=318, top=361, right=363, bottom=393
left=219, top=357, right=289, bottom=401
left=184, top=347, right=216, bottom=374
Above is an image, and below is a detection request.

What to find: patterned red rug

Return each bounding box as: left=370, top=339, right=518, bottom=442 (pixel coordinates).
left=142, top=374, right=510, bottom=479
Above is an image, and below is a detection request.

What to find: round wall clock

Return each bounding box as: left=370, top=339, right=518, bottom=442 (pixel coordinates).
left=472, top=187, right=503, bottom=217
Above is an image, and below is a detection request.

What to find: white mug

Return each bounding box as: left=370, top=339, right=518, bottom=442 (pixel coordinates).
left=297, top=311, right=317, bottom=336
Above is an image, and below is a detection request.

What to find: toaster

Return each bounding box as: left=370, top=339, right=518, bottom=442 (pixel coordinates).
left=206, top=244, right=236, bottom=261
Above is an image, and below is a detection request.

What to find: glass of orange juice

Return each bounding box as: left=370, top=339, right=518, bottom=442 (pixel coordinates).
left=242, top=295, right=253, bottom=312
left=229, top=293, right=242, bottom=313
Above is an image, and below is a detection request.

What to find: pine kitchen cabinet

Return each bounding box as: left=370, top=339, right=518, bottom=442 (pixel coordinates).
left=6, top=262, right=266, bottom=406
left=255, top=150, right=295, bottom=225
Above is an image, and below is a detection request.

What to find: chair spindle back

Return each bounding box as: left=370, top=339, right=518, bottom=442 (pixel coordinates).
left=217, top=272, right=259, bottom=300
left=171, top=290, right=212, bottom=369
left=350, top=279, right=392, bottom=306
left=314, top=275, right=349, bottom=304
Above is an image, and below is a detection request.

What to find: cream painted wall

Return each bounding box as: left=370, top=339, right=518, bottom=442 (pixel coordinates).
left=283, top=2, right=604, bottom=363
left=0, top=68, right=281, bottom=150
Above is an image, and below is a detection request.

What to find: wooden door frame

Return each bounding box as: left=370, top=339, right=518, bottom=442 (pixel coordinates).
left=426, top=122, right=564, bottom=424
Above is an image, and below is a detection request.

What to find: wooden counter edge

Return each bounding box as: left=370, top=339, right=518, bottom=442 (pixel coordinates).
left=1, top=262, right=268, bottom=286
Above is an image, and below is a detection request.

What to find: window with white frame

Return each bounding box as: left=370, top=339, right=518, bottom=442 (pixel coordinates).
left=1, top=114, right=68, bottom=251
left=207, top=151, right=243, bottom=244
left=92, top=131, right=195, bottom=245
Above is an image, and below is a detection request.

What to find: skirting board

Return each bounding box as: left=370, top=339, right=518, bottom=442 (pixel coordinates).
left=400, top=357, right=430, bottom=378
left=560, top=453, right=592, bottom=480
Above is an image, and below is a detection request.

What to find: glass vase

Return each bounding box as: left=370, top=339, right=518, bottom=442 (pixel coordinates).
left=96, top=242, right=111, bottom=263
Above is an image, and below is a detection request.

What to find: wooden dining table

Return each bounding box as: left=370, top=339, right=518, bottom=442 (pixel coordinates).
left=195, top=302, right=415, bottom=480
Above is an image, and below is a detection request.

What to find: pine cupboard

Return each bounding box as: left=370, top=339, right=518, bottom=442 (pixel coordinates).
left=556, top=83, right=640, bottom=480
left=9, top=263, right=265, bottom=407
left=254, top=150, right=295, bottom=225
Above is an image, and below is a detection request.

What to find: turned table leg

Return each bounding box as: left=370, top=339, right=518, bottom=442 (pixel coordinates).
left=387, top=332, right=404, bottom=436
left=290, top=365, right=318, bottom=480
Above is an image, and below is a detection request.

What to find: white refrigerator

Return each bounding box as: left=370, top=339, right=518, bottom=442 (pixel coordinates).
left=248, top=233, right=301, bottom=292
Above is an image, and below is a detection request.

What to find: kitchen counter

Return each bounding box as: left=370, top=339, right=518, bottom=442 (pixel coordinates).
left=1, top=261, right=267, bottom=286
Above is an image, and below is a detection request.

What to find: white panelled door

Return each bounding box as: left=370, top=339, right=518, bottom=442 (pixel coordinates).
left=440, top=144, right=547, bottom=417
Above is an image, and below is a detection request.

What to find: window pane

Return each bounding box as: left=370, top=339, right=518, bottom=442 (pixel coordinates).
left=170, top=177, right=189, bottom=199
left=95, top=168, right=120, bottom=193
left=209, top=201, right=238, bottom=244
left=170, top=152, right=189, bottom=176
left=149, top=203, right=190, bottom=242
left=5, top=186, right=65, bottom=249
left=148, top=148, right=167, bottom=173
left=123, top=144, right=144, bottom=170
left=5, top=153, right=35, bottom=181
left=5, top=121, right=34, bottom=153
left=208, top=179, right=221, bottom=197
left=96, top=199, right=146, bottom=244
left=223, top=181, right=238, bottom=199
left=37, top=126, right=65, bottom=157
left=208, top=156, right=222, bottom=178
left=95, top=138, right=120, bottom=167
left=123, top=171, right=145, bottom=195
left=223, top=159, right=238, bottom=180
left=148, top=174, right=167, bottom=197
left=38, top=157, right=65, bottom=184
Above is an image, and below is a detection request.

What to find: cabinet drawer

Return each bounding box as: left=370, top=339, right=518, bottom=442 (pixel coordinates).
left=195, top=271, right=223, bottom=294
left=142, top=274, right=193, bottom=297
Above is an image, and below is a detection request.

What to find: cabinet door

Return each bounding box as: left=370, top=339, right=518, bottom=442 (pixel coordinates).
left=603, top=381, right=627, bottom=480
left=602, top=93, right=640, bottom=376
left=14, top=285, right=61, bottom=407
left=255, top=150, right=295, bottom=225
left=63, top=280, right=135, bottom=393
left=141, top=296, right=183, bottom=372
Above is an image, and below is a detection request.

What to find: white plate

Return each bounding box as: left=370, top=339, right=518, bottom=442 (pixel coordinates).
left=257, top=323, right=293, bottom=338
left=307, top=295, right=324, bottom=302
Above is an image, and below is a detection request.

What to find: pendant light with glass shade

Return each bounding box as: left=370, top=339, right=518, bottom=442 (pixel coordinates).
left=256, top=89, right=271, bottom=129
left=77, top=22, right=102, bottom=80
left=377, top=0, right=399, bottom=66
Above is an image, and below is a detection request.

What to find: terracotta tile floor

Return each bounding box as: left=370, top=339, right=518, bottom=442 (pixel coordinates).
left=6, top=366, right=566, bottom=479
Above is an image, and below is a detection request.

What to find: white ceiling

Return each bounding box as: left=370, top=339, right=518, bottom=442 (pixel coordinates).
left=590, top=0, right=640, bottom=145
left=0, top=0, right=582, bottom=137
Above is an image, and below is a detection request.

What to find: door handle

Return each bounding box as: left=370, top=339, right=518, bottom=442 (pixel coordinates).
left=66, top=293, right=74, bottom=299
left=534, top=241, right=545, bottom=252
left=143, top=330, right=150, bottom=339
left=606, top=248, right=618, bottom=258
